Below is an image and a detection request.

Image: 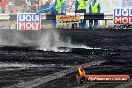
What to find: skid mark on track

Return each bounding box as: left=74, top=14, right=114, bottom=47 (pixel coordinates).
left=115, top=80, right=132, bottom=88
left=6, top=61, right=105, bottom=88
left=73, top=85, right=90, bottom=88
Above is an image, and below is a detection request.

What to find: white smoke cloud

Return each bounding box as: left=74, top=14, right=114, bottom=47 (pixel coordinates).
left=0, top=29, right=100, bottom=52
left=0, top=30, right=32, bottom=46
left=37, top=30, right=98, bottom=52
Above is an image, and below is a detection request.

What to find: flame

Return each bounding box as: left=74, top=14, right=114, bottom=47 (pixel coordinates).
left=78, top=66, right=86, bottom=76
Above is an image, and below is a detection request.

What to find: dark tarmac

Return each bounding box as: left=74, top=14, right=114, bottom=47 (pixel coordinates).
left=0, top=29, right=132, bottom=88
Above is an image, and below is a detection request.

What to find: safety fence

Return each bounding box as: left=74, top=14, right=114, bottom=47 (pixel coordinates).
left=0, top=13, right=113, bottom=29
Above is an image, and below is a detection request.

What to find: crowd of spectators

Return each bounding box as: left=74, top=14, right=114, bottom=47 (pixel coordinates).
left=0, top=0, right=49, bottom=13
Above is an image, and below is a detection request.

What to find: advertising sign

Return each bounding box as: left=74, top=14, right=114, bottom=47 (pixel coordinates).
left=17, top=13, right=41, bottom=30
left=114, top=8, right=132, bottom=29
left=56, top=15, right=80, bottom=29
left=114, top=8, right=132, bottom=25
left=56, top=15, right=80, bottom=22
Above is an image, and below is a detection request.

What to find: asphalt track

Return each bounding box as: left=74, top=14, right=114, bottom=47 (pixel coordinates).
left=0, top=29, right=132, bottom=88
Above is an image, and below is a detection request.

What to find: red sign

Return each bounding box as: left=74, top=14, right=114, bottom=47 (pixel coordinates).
left=114, top=16, right=132, bottom=25
left=17, top=22, right=40, bottom=30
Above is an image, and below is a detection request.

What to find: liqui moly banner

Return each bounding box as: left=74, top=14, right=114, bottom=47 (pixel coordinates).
left=17, top=13, right=41, bottom=30
left=114, top=8, right=132, bottom=25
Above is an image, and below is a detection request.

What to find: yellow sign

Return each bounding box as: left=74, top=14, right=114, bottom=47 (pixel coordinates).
left=56, top=15, right=80, bottom=22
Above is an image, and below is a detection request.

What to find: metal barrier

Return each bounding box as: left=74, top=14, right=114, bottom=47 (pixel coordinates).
left=0, top=13, right=113, bottom=29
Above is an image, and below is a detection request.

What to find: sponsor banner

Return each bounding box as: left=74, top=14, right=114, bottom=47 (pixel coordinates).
left=85, top=75, right=130, bottom=83
left=56, top=15, right=80, bottom=22
left=17, top=13, right=41, bottom=30
left=114, top=8, right=132, bottom=25
left=56, top=15, right=80, bottom=29
left=56, top=22, right=78, bottom=29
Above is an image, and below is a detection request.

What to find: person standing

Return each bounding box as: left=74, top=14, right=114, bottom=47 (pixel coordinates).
left=0, top=0, right=7, bottom=13
left=37, top=0, right=66, bottom=28
left=74, top=0, right=87, bottom=29
left=89, top=0, right=101, bottom=29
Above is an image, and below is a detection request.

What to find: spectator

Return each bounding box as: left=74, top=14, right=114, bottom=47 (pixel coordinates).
left=0, top=0, right=7, bottom=13
left=89, top=0, right=101, bottom=29
left=21, top=0, right=32, bottom=13
left=37, top=0, right=66, bottom=28
left=8, top=0, right=14, bottom=13
left=30, top=0, right=42, bottom=13
left=31, top=1, right=38, bottom=12
left=74, top=0, right=88, bottom=29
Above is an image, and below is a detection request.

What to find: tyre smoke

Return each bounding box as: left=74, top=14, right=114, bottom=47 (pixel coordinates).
left=0, top=30, right=100, bottom=52
left=37, top=30, right=98, bottom=52
left=0, top=30, right=32, bottom=46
